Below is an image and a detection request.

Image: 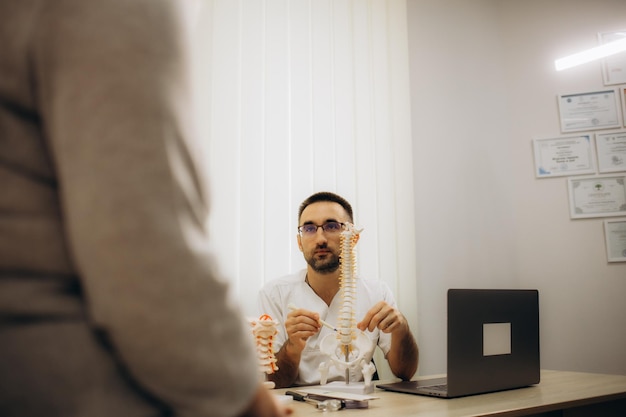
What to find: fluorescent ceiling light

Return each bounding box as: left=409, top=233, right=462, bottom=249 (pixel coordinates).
left=555, top=35, right=626, bottom=71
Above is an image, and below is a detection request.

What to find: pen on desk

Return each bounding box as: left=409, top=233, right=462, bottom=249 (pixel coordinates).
left=287, top=303, right=338, bottom=332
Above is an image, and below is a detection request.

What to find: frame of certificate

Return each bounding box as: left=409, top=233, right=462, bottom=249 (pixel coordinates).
left=567, top=174, right=626, bottom=219
left=599, top=31, right=626, bottom=86
left=532, top=135, right=596, bottom=178
left=603, top=218, right=626, bottom=262
left=595, top=131, right=626, bottom=173
left=558, top=89, right=621, bottom=133
left=622, top=87, right=626, bottom=128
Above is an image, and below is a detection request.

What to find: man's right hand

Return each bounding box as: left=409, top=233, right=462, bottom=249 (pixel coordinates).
left=239, top=384, right=292, bottom=417
left=267, top=307, right=322, bottom=388
left=284, top=307, right=321, bottom=353
left=268, top=307, right=321, bottom=388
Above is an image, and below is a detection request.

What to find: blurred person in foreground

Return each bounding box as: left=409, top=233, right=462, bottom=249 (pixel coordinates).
left=0, top=1, right=290, bottom=416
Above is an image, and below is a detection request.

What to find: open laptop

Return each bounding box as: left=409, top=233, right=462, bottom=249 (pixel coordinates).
left=377, top=289, right=540, bottom=398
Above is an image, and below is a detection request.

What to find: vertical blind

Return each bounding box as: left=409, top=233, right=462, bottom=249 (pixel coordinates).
left=191, top=1, right=417, bottom=347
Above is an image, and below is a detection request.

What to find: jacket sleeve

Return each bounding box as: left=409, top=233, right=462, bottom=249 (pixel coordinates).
left=33, top=1, right=259, bottom=416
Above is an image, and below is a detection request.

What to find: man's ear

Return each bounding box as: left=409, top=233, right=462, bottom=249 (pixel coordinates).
left=297, top=234, right=303, bottom=252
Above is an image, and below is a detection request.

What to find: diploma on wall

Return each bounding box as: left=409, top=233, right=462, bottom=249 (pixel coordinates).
left=532, top=135, right=596, bottom=177
left=567, top=174, right=626, bottom=219
left=558, top=89, right=621, bottom=133
left=599, top=31, right=626, bottom=86
left=596, top=131, right=626, bottom=173
left=603, top=218, right=626, bottom=262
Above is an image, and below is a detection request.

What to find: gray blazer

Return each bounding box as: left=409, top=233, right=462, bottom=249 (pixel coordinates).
left=0, top=1, right=258, bottom=416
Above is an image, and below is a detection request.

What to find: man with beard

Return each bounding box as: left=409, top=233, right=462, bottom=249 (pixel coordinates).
left=257, top=192, right=418, bottom=388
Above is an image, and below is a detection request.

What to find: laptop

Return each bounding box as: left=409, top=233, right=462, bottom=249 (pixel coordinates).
left=377, top=289, right=540, bottom=398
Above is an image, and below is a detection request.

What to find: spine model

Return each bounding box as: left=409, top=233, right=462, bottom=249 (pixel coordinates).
left=337, top=223, right=362, bottom=383
left=318, top=222, right=376, bottom=392
left=250, top=314, right=279, bottom=375
left=338, top=223, right=360, bottom=347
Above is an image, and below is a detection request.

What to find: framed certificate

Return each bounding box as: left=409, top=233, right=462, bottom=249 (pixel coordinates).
left=622, top=87, right=626, bottom=127
left=603, top=218, right=626, bottom=262
left=532, top=135, right=596, bottom=178
left=558, top=89, right=621, bottom=133
left=599, top=31, right=626, bottom=86
left=595, top=131, right=626, bottom=173
left=567, top=174, right=626, bottom=219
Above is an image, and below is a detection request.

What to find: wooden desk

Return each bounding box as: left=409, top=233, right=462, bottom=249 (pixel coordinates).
left=276, top=370, right=626, bottom=417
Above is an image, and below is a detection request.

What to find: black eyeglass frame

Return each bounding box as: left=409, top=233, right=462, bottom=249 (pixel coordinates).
left=297, top=221, right=346, bottom=236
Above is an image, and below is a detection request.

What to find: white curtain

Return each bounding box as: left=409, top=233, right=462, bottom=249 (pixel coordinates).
left=190, top=1, right=417, bottom=361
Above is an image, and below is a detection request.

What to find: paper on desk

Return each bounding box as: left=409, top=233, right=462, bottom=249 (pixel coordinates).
left=295, top=384, right=379, bottom=401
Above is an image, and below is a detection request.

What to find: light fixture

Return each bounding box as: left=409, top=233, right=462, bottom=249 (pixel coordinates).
left=555, top=35, right=626, bottom=71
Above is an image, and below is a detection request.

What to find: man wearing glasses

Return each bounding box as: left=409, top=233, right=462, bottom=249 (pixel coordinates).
left=258, top=192, right=418, bottom=388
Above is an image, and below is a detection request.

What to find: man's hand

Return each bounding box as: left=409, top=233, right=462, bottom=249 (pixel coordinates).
left=357, top=301, right=419, bottom=381
left=284, top=307, right=322, bottom=353
left=239, top=384, right=293, bottom=417
left=268, top=307, right=322, bottom=388
left=357, top=301, right=409, bottom=334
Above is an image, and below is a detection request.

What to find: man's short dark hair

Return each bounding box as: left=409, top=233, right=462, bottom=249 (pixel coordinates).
left=298, top=191, right=354, bottom=224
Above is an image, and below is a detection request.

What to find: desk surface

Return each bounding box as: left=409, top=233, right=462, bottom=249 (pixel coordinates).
left=276, top=370, right=626, bottom=417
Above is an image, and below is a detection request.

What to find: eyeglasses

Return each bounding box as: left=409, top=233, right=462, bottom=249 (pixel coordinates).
left=298, top=222, right=345, bottom=237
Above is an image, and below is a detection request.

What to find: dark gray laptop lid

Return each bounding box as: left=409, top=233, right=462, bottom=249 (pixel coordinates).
left=446, top=289, right=540, bottom=397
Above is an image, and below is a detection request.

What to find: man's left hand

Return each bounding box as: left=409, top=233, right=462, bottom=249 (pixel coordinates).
left=357, top=301, right=408, bottom=334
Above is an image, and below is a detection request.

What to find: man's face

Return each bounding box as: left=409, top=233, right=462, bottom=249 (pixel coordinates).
left=297, top=201, right=350, bottom=274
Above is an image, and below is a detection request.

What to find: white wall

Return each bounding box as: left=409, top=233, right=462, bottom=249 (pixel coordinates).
left=408, top=0, right=626, bottom=376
